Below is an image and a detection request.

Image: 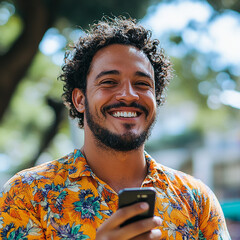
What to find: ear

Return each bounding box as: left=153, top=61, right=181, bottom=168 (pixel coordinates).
left=72, top=88, right=85, bottom=113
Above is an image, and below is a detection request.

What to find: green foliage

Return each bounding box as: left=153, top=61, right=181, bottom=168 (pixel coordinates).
left=0, top=15, right=22, bottom=53
left=57, top=0, right=151, bottom=27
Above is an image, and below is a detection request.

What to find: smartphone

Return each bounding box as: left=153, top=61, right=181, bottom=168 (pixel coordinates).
left=118, top=187, right=156, bottom=227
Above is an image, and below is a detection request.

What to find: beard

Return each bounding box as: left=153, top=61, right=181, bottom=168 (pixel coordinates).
left=84, top=98, right=156, bottom=152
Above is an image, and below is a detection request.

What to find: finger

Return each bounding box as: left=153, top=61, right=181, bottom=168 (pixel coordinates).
left=131, top=229, right=162, bottom=240
left=117, top=216, right=162, bottom=239
left=100, top=202, right=149, bottom=230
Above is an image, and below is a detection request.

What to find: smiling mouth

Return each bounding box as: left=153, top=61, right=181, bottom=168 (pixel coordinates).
left=103, top=103, right=148, bottom=119
left=111, top=111, right=138, bottom=118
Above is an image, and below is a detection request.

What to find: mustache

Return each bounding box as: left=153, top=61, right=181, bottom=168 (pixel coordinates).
left=102, top=102, right=149, bottom=116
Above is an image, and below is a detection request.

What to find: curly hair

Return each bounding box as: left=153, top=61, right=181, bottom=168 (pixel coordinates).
left=59, top=16, right=172, bottom=128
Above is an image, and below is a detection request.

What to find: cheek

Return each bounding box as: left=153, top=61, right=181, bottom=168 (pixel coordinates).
left=145, top=93, right=157, bottom=119
left=87, top=90, right=109, bottom=107
left=90, top=88, right=113, bottom=101
left=88, top=91, right=113, bottom=116
left=143, top=91, right=157, bottom=108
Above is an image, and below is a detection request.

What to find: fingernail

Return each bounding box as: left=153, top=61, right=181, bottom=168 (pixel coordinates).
left=153, top=216, right=162, bottom=225
left=139, top=202, right=149, bottom=210
left=150, top=229, right=162, bottom=237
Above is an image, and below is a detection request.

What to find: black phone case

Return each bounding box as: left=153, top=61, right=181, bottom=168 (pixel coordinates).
left=118, top=187, right=156, bottom=227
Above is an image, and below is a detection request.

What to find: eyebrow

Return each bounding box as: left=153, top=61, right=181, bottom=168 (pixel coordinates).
left=135, top=71, right=153, bottom=80
left=95, top=70, right=120, bottom=80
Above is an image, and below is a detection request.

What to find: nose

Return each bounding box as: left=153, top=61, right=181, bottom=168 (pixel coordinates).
left=115, top=82, right=139, bottom=103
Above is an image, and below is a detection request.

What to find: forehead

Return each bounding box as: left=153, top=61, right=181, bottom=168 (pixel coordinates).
left=88, top=44, right=154, bottom=77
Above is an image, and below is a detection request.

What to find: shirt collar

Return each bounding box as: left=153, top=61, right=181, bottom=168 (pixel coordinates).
left=68, top=149, right=93, bottom=179
left=68, top=149, right=162, bottom=183
left=143, top=151, right=162, bottom=184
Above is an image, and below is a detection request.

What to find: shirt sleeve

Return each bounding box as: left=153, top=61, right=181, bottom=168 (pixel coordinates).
left=0, top=175, right=46, bottom=239
left=197, top=182, right=231, bottom=239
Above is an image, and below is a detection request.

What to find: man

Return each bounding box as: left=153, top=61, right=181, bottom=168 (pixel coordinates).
left=0, top=17, right=230, bottom=239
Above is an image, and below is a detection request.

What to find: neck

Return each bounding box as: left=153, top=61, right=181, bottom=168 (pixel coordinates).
left=81, top=133, right=147, bottom=193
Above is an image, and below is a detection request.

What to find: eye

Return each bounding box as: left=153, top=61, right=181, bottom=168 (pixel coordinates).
left=137, top=81, right=150, bottom=86
left=135, top=81, right=152, bottom=88
left=99, top=79, right=118, bottom=87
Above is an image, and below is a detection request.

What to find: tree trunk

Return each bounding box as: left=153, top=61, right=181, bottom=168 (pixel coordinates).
left=0, top=0, right=59, bottom=120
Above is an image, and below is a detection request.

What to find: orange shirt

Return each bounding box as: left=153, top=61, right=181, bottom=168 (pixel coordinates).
left=0, top=150, right=230, bottom=239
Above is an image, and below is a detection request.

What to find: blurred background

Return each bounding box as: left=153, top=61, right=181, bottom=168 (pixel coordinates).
left=0, top=0, right=239, bottom=238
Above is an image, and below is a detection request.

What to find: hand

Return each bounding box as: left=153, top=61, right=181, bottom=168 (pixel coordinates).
left=96, top=202, right=162, bottom=240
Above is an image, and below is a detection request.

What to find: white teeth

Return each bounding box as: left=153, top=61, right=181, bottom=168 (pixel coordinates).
left=112, top=112, right=137, bottom=118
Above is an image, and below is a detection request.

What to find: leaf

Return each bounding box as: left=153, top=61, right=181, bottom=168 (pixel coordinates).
left=72, top=224, right=82, bottom=235
left=40, top=200, right=48, bottom=207
left=0, top=217, right=3, bottom=229
left=198, top=230, right=206, bottom=240
left=16, top=231, right=24, bottom=240
left=26, top=219, right=34, bottom=229
left=167, top=205, right=173, bottom=216
left=58, top=191, right=67, bottom=200
left=79, top=235, right=90, bottom=240
left=68, top=186, right=80, bottom=192
left=9, top=230, right=16, bottom=240
left=43, top=214, right=48, bottom=222
left=28, top=227, right=42, bottom=236
left=95, top=212, right=103, bottom=220
left=162, top=202, right=169, bottom=210
left=187, top=220, right=194, bottom=229
left=100, top=210, right=112, bottom=217
left=64, top=177, right=71, bottom=186
left=53, top=213, right=61, bottom=219
left=73, top=201, right=82, bottom=207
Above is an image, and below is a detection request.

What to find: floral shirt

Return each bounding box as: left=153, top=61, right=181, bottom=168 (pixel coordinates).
left=0, top=149, right=230, bottom=239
